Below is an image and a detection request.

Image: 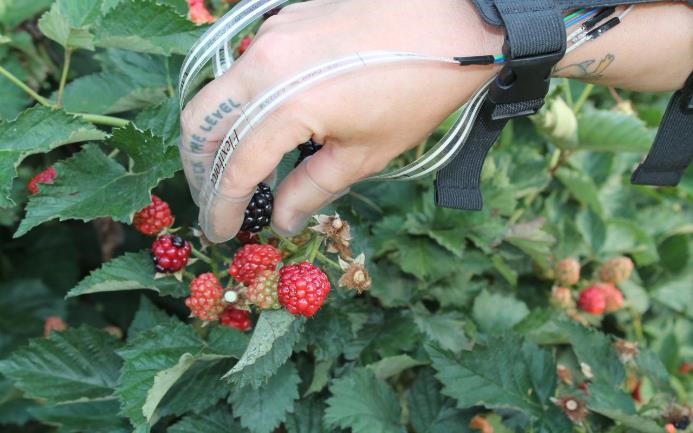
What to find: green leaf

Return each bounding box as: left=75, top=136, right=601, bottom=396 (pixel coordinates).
left=0, top=53, right=31, bottom=121
left=38, top=0, right=102, bottom=49
left=407, top=369, right=470, bottom=433
left=67, top=251, right=187, bottom=299
left=556, top=166, right=603, bottom=215
left=159, top=358, right=234, bottom=418
left=0, top=0, right=54, bottom=28
left=0, top=326, right=123, bottom=403
left=94, top=0, right=202, bottom=55
left=127, top=296, right=172, bottom=338
left=115, top=318, right=226, bottom=430
left=635, top=348, right=671, bottom=391
left=59, top=50, right=170, bottom=114
left=367, top=355, right=426, bottom=380
left=576, top=206, right=606, bottom=255
left=206, top=326, right=251, bottom=359
left=577, top=108, right=655, bottom=153
left=169, top=405, right=246, bottom=433
left=428, top=335, right=570, bottom=432
left=229, top=361, right=300, bottom=433
left=302, top=305, right=353, bottom=361
left=325, top=368, right=405, bottom=433
left=224, top=310, right=304, bottom=388
left=652, top=272, right=693, bottom=319
left=589, top=410, right=662, bottom=433
left=472, top=291, right=529, bottom=335
left=0, top=279, right=64, bottom=357
left=29, top=398, right=130, bottom=433
left=285, top=398, right=327, bottom=433
left=586, top=381, right=635, bottom=415
left=395, top=236, right=459, bottom=281
left=0, top=107, right=106, bottom=207
left=16, top=125, right=180, bottom=236
left=135, top=96, right=180, bottom=147
left=414, top=309, right=470, bottom=353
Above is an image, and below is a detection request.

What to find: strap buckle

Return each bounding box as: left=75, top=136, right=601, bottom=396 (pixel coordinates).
left=487, top=39, right=565, bottom=119
left=681, top=70, right=693, bottom=113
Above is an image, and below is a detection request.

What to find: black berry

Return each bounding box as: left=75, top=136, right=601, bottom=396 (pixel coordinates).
left=263, top=7, right=282, bottom=19
left=294, top=140, right=323, bottom=167
left=674, top=417, right=690, bottom=430
left=241, top=183, right=273, bottom=233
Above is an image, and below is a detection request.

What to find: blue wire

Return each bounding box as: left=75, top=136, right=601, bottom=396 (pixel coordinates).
left=564, top=8, right=600, bottom=28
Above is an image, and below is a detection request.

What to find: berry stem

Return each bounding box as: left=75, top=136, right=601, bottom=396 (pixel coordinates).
left=190, top=245, right=213, bottom=265
left=306, top=236, right=322, bottom=263
left=71, top=113, right=130, bottom=127
left=573, top=83, right=594, bottom=113
left=57, top=48, right=72, bottom=106
left=0, top=65, right=54, bottom=107
left=183, top=270, right=196, bottom=280
left=270, top=228, right=341, bottom=271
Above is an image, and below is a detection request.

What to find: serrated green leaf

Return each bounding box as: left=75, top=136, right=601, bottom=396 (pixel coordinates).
left=577, top=108, right=655, bottom=153
left=159, top=358, right=234, bottom=418
left=428, top=335, right=570, bottom=432
left=285, top=397, right=327, bottom=433
left=205, top=326, right=251, bottom=358
left=590, top=409, right=662, bottom=433
left=635, top=348, right=671, bottom=391
left=586, top=381, right=635, bottom=415
left=229, top=361, right=300, bottom=433
left=414, top=310, right=470, bottom=354
left=0, top=326, right=123, bottom=403
left=29, top=398, right=130, bottom=433
left=325, top=368, right=404, bottom=433
left=135, top=96, right=180, bottom=148
left=367, top=355, right=426, bottom=380
left=16, top=125, right=180, bottom=236
left=302, top=305, right=352, bottom=361
left=94, top=0, right=202, bottom=55
left=0, top=107, right=106, bottom=207
left=407, top=369, right=471, bottom=433
left=116, top=318, right=221, bottom=430
left=37, top=0, right=102, bottom=49
left=0, top=0, right=54, bottom=28
left=556, top=166, right=604, bottom=215
left=169, top=405, right=246, bottom=433
left=0, top=54, right=31, bottom=120
left=59, top=50, right=170, bottom=114
left=224, top=310, right=304, bottom=388
left=127, top=296, right=171, bottom=338
left=0, top=279, right=64, bottom=357
left=472, top=290, right=529, bottom=335
left=66, top=251, right=187, bottom=299
left=395, top=236, right=459, bottom=281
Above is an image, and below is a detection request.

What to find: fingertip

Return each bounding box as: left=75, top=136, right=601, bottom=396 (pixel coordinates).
left=198, top=187, right=253, bottom=244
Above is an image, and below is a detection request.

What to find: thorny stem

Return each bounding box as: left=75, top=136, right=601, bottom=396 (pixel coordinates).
left=57, top=48, right=72, bottom=106
left=0, top=65, right=53, bottom=107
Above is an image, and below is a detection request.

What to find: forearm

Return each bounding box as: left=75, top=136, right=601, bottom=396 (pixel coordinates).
left=466, top=2, right=693, bottom=92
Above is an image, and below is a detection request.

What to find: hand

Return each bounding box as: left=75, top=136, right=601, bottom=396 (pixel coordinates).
left=180, top=0, right=503, bottom=242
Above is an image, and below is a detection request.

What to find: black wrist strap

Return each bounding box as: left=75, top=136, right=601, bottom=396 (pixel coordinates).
left=435, top=0, right=565, bottom=209
left=436, top=0, right=693, bottom=211
left=631, top=70, right=693, bottom=186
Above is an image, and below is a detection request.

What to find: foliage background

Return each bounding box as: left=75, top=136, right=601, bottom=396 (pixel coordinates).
left=0, top=1, right=691, bottom=432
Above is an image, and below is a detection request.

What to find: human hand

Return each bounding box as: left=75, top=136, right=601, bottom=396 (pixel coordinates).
left=180, top=0, right=503, bottom=242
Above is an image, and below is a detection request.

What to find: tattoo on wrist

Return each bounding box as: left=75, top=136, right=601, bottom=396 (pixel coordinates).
left=553, top=53, right=615, bottom=80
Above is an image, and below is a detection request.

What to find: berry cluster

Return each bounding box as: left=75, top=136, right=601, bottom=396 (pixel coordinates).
left=241, top=183, right=273, bottom=233
left=550, top=256, right=633, bottom=317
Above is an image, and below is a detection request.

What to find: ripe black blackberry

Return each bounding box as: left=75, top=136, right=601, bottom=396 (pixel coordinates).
left=242, top=183, right=273, bottom=233
left=294, top=140, right=323, bottom=167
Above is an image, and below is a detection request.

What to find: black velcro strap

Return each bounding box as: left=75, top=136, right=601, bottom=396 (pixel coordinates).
left=631, top=70, right=693, bottom=186
left=435, top=99, right=508, bottom=209
left=435, top=0, right=565, bottom=209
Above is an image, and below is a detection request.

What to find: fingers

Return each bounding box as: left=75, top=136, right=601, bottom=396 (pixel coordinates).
left=271, top=144, right=381, bottom=236
left=198, top=104, right=313, bottom=243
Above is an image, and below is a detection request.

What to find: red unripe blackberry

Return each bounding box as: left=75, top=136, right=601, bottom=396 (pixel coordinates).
left=278, top=262, right=330, bottom=317
left=578, top=285, right=606, bottom=315
left=229, top=244, right=282, bottom=286
left=151, top=235, right=191, bottom=273
left=241, top=183, right=273, bottom=233
left=220, top=307, right=252, bottom=331
left=133, top=195, right=173, bottom=235
left=27, top=166, right=57, bottom=194
left=186, top=273, right=225, bottom=321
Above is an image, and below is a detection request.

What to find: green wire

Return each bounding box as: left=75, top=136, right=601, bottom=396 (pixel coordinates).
left=563, top=8, right=585, bottom=22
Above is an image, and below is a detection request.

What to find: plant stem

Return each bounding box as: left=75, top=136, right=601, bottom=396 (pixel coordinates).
left=348, top=191, right=383, bottom=214
left=563, top=78, right=574, bottom=106
left=57, top=48, right=72, bottom=106
left=108, top=149, right=121, bottom=158
left=164, top=57, right=175, bottom=97
left=0, top=65, right=54, bottom=107
left=307, top=236, right=322, bottom=263
left=191, top=245, right=213, bottom=265
left=73, top=113, right=130, bottom=127
left=573, top=84, right=594, bottom=113
left=270, top=228, right=341, bottom=271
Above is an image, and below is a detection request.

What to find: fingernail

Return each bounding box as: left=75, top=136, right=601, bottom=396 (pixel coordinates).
left=272, top=212, right=310, bottom=237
